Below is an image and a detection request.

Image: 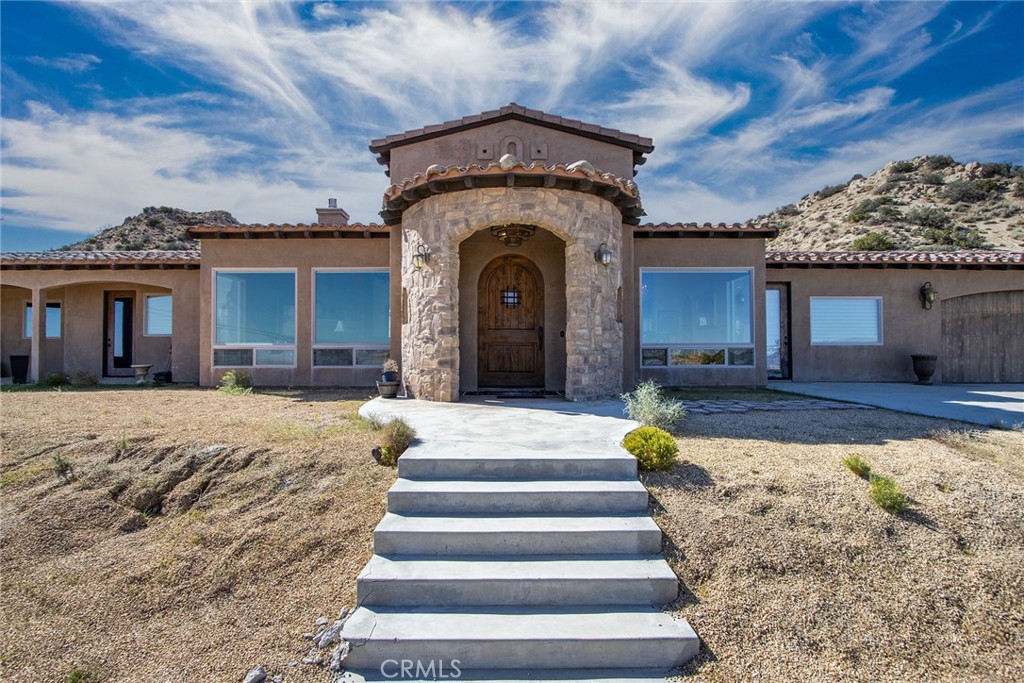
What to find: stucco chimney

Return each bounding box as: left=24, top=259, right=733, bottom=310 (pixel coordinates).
left=316, top=198, right=349, bottom=226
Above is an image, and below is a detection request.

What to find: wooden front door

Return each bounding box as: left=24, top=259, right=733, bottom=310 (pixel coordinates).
left=478, top=255, right=544, bottom=387
left=105, top=291, right=135, bottom=376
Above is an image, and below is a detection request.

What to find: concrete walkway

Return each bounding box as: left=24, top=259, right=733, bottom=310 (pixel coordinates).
left=768, top=381, right=1024, bottom=427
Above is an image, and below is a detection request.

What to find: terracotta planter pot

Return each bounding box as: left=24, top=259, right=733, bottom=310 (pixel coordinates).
left=911, top=354, right=938, bottom=385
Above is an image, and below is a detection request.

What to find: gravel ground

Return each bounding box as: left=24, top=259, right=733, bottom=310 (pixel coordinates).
left=651, top=409, right=1024, bottom=682
left=3, top=388, right=1022, bottom=682
left=1, top=386, right=393, bottom=683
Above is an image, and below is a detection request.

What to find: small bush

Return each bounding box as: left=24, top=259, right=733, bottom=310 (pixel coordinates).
left=777, top=204, right=800, bottom=216
left=869, top=475, right=908, bottom=513
left=52, top=454, right=75, bottom=481
left=891, top=160, right=917, bottom=173
left=851, top=232, right=895, bottom=251
left=979, top=162, right=1013, bottom=178
left=70, top=370, right=98, bottom=386
left=623, top=426, right=679, bottom=471
left=218, top=370, right=252, bottom=396
left=850, top=173, right=865, bottom=181
left=876, top=205, right=903, bottom=221
left=848, top=210, right=871, bottom=223
left=842, top=453, right=871, bottom=478
left=924, top=155, right=955, bottom=169
left=923, top=225, right=986, bottom=249
left=1013, top=182, right=1024, bottom=198
left=39, top=372, right=71, bottom=388
left=920, top=172, right=945, bottom=186
left=941, top=180, right=987, bottom=203
left=906, top=207, right=951, bottom=229
left=621, top=379, right=685, bottom=431
left=817, top=183, right=848, bottom=199
left=374, top=417, right=417, bottom=466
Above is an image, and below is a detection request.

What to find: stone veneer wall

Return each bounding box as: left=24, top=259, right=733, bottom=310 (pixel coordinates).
left=400, top=187, right=624, bottom=402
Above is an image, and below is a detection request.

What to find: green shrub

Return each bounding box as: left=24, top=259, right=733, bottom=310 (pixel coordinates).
left=869, top=475, right=908, bottom=513
left=851, top=232, right=895, bottom=251
left=941, top=180, right=987, bottom=203
left=923, top=225, right=986, bottom=249
left=891, top=160, right=917, bottom=173
left=920, top=172, right=945, bottom=185
left=777, top=204, right=800, bottom=216
left=876, top=206, right=903, bottom=221
left=52, top=454, right=75, bottom=481
left=218, top=370, right=252, bottom=395
left=848, top=210, right=871, bottom=223
left=923, top=155, right=955, bottom=169
left=623, top=426, right=679, bottom=471
left=842, top=453, right=871, bottom=478
left=374, top=417, right=417, bottom=466
left=39, top=372, right=71, bottom=388
left=621, top=379, right=685, bottom=431
left=906, top=207, right=951, bottom=229
left=817, top=183, right=848, bottom=199
left=70, top=370, right=98, bottom=386
left=979, top=162, right=1013, bottom=178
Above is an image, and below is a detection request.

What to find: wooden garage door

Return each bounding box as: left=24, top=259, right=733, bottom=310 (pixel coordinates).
left=942, top=290, right=1024, bottom=382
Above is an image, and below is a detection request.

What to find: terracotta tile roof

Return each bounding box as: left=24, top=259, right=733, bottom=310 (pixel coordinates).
left=1, top=250, right=200, bottom=269
left=380, top=160, right=644, bottom=226
left=369, top=103, right=655, bottom=167
left=635, top=222, right=778, bottom=238
left=766, top=250, right=1024, bottom=269
left=188, top=223, right=389, bottom=238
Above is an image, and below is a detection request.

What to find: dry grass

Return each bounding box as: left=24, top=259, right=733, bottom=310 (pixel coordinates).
left=3, top=387, right=1023, bottom=682
left=0, top=386, right=393, bottom=683
left=649, top=409, right=1024, bottom=682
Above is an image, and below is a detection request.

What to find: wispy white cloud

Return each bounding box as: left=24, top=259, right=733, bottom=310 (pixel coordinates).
left=25, top=53, right=101, bottom=73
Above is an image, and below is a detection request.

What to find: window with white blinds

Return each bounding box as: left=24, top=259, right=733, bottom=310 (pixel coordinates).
left=810, top=297, right=882, bottom=345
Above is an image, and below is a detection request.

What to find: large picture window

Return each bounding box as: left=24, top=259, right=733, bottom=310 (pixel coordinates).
left=810, top=297, right=882, bottom=345
left=24, top=302, right=61, bottom=339
left=640, top=269, right=754, bottom=367
left=213, top=270, right=296, bottom=367
left=313, top=270, right=390, bottom=367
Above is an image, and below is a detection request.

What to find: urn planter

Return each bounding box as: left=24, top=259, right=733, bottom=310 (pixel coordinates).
left=376, top=380, right=401, bottom=399
left=911, top=354, right=938, bottom=385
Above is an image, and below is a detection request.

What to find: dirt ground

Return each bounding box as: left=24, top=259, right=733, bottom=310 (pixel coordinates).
left=1, top=386, right=393, bottom=683
left=2, top=387, right=1023, bottom=682
left=651, top=407, right=1024, bottom=682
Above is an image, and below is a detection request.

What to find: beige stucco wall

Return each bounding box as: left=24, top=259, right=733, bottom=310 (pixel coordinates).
left=386, top=120, right=636, bottom=184
left=772, top=267, right=1024, bottom=382
left=400, top=186, right=624, bottom=401
left=632, top=237, right=769, bottom=387
left=198, top=237, right=390, bottom=387
left=1, top=271, right=199, bottom=382
left=457, top=228, right=568, bottom=392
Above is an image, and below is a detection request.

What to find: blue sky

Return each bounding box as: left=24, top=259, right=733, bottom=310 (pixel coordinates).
left=2, top=1, right=1022, bottom=252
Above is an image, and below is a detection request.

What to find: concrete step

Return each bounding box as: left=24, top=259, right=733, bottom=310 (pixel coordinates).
left=340, top=606, right=699, bottom=670
left=388, top=478, right=649, bottom=514
left=356, top=554, right=678, bottom=606
left=373, top=513, right=663, bottom=556
left=398, top=451, right=637, bottom=481
left=337, top=668, right=682, bottom=682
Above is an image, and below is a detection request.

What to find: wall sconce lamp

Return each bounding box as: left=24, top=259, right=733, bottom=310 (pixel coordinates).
left=919, top=281, right=938, bottom=310
left=412, top=244, right=430, bottom=270
left=594, top=242, right=613, bottom=266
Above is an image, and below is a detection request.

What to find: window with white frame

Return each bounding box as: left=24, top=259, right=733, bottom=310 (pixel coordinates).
left=810, top=297, right=882, bottom=345
left=144, top=294, right=173, bottom=336
left=312, top=269, right=390, bottom=367
left=640, top=269, right=754, bottom=367
left=24, top=302, right=62, bottom=339
left=213, top=270, right=296, bottom=367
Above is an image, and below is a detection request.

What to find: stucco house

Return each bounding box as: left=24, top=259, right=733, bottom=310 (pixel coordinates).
left=3, top=104, right=1022, bottom=398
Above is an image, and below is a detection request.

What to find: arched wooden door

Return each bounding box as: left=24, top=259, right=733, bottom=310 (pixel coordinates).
left=478, top=255, right=544, bottom=387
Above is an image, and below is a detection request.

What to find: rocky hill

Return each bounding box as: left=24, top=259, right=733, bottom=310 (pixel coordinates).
left=59, top=206, right=238, bottom=251
left=757, top=157, right=1024, bottom=252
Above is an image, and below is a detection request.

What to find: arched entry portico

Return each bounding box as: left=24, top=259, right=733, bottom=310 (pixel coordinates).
left=400, top=186, right=624, bottom=402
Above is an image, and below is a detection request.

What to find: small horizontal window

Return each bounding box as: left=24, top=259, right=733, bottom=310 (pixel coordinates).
left=213, top=348, right=253, bottom=366
left=355, top=348, right=389, bottom=366
left=641, top=346, right=754, bottom=368
left=313, top=348, right=354, bottom=367
left=255, top=349, right=294, bottom=366
left=811, top=297, right=882, bottom=345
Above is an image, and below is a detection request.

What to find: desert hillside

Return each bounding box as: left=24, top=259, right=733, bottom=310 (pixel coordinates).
left=757, top=157, right=1024, bottom=252
left=59, top=207, right=237, bottom=251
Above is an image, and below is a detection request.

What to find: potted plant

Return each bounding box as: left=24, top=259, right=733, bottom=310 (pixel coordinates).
left=377, top=358, right=401, bottom=398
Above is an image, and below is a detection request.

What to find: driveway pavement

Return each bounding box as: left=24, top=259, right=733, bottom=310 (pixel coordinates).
left=768, top=381, right=1024, bottom=427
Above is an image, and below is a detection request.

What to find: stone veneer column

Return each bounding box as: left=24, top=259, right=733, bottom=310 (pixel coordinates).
left=401, top=187, right=624, bottom=402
